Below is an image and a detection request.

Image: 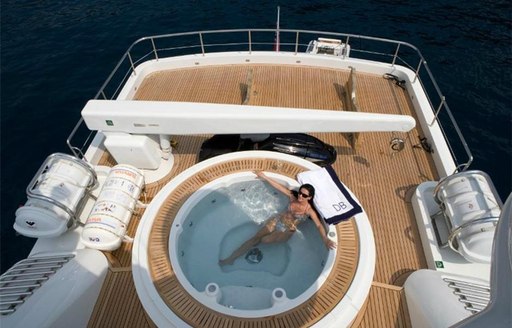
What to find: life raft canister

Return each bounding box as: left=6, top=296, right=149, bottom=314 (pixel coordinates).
left=81, top=164, right=144, bottom=251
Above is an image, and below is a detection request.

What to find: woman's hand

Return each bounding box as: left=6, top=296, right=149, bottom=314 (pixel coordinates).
left=254, top=170, right=266, bottom=179
left=325, top=238, right=337, bottom=250
left=253, top=170, right=291, bottom=197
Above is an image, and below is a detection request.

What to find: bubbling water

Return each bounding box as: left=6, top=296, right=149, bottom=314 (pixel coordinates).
left=222, top=180, right=289, bottom=225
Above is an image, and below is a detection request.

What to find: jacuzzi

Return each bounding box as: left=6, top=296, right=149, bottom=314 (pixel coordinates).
left=132, top=151, right=376, bottom=327
left=169, top=173, right=336, bottom=317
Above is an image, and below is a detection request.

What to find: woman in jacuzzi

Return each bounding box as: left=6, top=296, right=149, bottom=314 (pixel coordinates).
left=219, top=171, right=336, bottom=266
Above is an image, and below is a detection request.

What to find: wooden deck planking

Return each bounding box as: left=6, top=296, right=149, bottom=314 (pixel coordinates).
left=135, top=66, right=249, bottom=104
left=245, top=66, right=347, bottom=110
left=88, top=270, right=155, bottom=328
left=353, top=283, right=411, bottom=328
left=90, top=64, right=438, bottom=327
left=345, top=72, right=434, bottom=284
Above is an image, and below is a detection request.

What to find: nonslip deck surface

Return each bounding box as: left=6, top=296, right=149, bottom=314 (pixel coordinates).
left=90, top=64, right=438, bottom=327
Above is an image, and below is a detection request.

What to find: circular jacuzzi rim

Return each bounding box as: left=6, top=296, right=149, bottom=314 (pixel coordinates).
left=168, top=171, right=337, bottom=318
left=132, top=151, right=376, bottom=327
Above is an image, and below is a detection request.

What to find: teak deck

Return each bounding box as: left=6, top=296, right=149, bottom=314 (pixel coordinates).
left=88, top=64, right=438, bottom=327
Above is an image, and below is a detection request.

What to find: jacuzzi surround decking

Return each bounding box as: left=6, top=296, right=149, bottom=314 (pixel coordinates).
left=89, top=64, right=437, bottom=327
left=148, top=157, right=359, bottom=326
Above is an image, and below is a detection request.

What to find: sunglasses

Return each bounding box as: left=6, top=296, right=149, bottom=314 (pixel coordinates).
left=299, top=191, right=311, bottom=198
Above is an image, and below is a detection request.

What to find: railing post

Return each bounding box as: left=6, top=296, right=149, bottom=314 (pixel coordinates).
left=344, top=36, right=350, bottom=59
left=127, top=52, right=136, bottom=76
left=392, top=43, right=400, bottom=67
left=151, top=37, right=159, bottom=60
left=295, top=31, right=300, bottom=55
left=66, top=118, right=86, bottom=158
left=413, top=58, right=424, bottom=83
left=248, top=30, right=252, bottom=54
left=430, top=96, right=446, bottom=126
left=199, top=33, right=205, bottom=56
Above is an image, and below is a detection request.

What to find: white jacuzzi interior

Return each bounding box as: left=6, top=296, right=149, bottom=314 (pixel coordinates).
left=175, top=176, right=331, bottom=311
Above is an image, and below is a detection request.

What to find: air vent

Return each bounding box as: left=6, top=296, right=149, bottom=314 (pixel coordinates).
left=443, top=277, right=490, bottom=314
left=0, top=254, right=74, bottom=315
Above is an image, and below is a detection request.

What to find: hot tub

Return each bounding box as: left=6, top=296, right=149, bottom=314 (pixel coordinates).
left=132, top=151, right=375, bottom=327
left=169, top=173, right=335, bottom=316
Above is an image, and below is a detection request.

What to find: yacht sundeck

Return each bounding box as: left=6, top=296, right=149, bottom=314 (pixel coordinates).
left=1, top=29, right=510, bottom=328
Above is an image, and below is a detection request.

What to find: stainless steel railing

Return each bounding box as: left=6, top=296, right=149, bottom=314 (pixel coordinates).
left=66, top=29, right=472, bottom=171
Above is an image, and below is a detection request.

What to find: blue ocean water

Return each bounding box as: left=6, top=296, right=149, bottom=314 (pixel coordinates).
left=1, top=0, right=510, bottom=273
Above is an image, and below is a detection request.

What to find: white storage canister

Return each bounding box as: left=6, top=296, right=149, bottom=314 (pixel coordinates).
left=96, top=189, right=137, bottom=210
left=14, top=154, right=94, bottom=238
left=81, top=164, right=144, bottom=251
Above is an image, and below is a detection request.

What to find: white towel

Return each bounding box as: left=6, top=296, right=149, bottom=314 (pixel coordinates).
left=297, top=166, right=362, bottom=224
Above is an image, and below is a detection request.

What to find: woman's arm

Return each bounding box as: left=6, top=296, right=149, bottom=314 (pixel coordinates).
left=309, top=209, right=337, bottom=250
left=254, top=171, right=293, bottom=198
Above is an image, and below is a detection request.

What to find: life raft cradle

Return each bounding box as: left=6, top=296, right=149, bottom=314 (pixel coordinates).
left=26, top=153, right=98, bottom=223
left=430, top=170, right=502, bottom=262
left=14, top=153, right=98, bottom=239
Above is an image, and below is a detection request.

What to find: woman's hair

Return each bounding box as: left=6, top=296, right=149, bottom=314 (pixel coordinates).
left=299, top=183, right=315, bottom=199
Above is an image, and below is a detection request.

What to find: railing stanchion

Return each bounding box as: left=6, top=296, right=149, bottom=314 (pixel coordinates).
left=127, top=52, right=136, bottom=76
left=430, top=96, right=446, bottom=126
left=151, top=38, right=159, bottom=60
left=413, top=58, right=424, bottom=83
left=344, top=36, right=350, bottom=59
left=392, top=43, right=400, bottom=67
left=248, top=30, right=252, bottom=54
left=199, top=33, right=205, bottom=56
left=295, top=32, right=300, bottom=55
left=67, top=118, right=85, bottom=158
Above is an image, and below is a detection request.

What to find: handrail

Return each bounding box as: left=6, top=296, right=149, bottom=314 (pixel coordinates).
left=66, top=29, right=472, bottom=170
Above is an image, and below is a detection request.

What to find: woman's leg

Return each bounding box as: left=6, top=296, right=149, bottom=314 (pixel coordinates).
left=260, top=230, right=294, bottom=244
left=219, top=220, right=276, bottom=266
